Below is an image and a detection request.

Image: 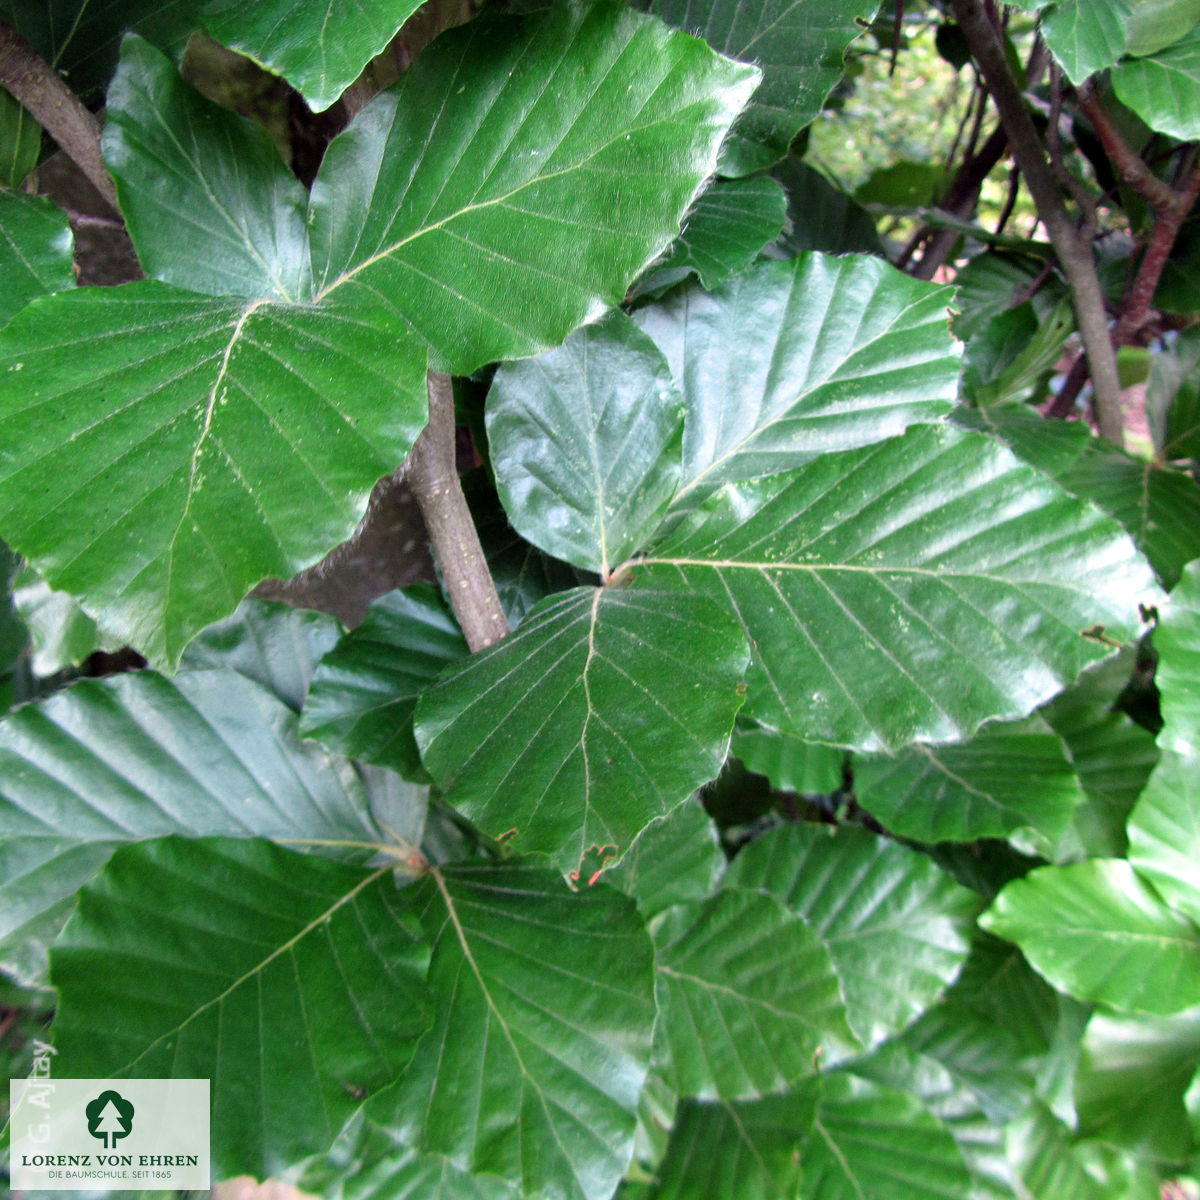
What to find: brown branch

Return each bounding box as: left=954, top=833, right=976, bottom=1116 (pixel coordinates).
left=1111, top=160, right=1200, bottom=347
left=1078, top=82, right=1178, bottom=212
left=407, top=371, right=509, bottom=653
left=951, top=0, right=1126, bottom=446
left=0, top=19, right=117, bottom=212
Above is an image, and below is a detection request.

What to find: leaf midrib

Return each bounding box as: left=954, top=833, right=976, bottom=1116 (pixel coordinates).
left=119, top=862, right=393, bottom=1073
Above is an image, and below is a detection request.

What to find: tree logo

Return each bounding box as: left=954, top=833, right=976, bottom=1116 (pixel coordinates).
left=85, top=1089, right=135, bottom=1149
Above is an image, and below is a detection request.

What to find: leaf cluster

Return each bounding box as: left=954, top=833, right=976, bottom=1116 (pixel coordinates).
left=1, top=2, right=1200, bottom=1199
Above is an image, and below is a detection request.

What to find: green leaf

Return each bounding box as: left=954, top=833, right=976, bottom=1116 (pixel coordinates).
left=632, top=0, right=878, bottom=175
left=950, top=250, right=1063, bottom=342
left=0, top=3, right=757, bottom=666
left=1040, top=651, right=1159, bottom=859
left=305, top=1, right=759, bottom=374
left=300, top=1126, right=521, bottom=1200
left=653, top=888, right=858, bottom=1100
left=981, top=859, right=1200, bottom=1016
left=1112, top=24, right=1200, bottom=139
left=12, top=563, right=121, bottom=675
left=1128, top=748, right=1200, bottom=926
left=373, top=863, right=656, bottom=1200
left=773, top=158, right=883, bottom=257
left=415, top=586, right=748, bottom=870
left=605, top=799, right=723, bottom=919
left=0, top=0, right=199, bottom=100
left=964, top=402, right=1200, bottom=590
left=0, top=190, right=73, bottom=330
left=633, top=176, right=787, bottom=295
left=898, top=1001, right=1037, bottom=1126
left=301, top=585, right=468, bottom=779
left=1125, top=0, right=1200, bottom=56
left=637, top=423, right=1159, bottom=752
left=1005, top=1103, right=1114, bottom=1200
left=104, top=36, right=312, bottom=302
left=633, top=255, right=960, bottom=505
left=1148, top=325, right=1200, bottom=459
left=648, top=1093, right=811, bottom=1200
left=200, top=0, right=425, bottom=112
left=0, top=92, right=40, bottom=189
left=1040, top=0, right=1132, bottom=83
left=50, top=836, right=431, bottom=1180
left=1154, top=557, right=1200, bottom=752
left=949, top=933, right=1064, bottom=1059
left=962, top=299, right=1074, bottom=408
left=0, top=668, right=396, bottom=986
left=486, top=313, right=684, bottom=576
left=725, top=823, right=978, bottom=1048
left=846, top=1033, right=1023, bottom=1200
left=180, top=596, right=344, bottom=711
left=1075, top=1003, right=1200, bottom=1162
left=797, top=1072, right=972, bottom=1200
left=0, top=284, right=429, bottom=667
left=855, top=715, right=1085, bottom=847
left=854, top=161, right=944, bottom=209
left=733, top=723, right=845, bottom=795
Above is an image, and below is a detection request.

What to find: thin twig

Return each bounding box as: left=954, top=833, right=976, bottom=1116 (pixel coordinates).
left=406, top=371, right=509, bottom=653
left=952, top=0, right=1126, bottom=446
left=0, top=19, right=117, bottom=212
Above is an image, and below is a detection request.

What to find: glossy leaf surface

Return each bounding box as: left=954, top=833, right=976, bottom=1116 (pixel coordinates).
left=605, top=799, right=723, bottom=919
left=301, top=585, right=468, bottom=779
left=201, top=0, right=426, bottom=111
left=51, top=836, right=431, bottom=1179
left=1075, top=1004, right=1200, bottom=1162
left=0, top=669, right=389, bottom=985
left=725, top=823, right=977, bottom=1047
left=0, top=191, right=74, bottom=329
left=653, top=888, right=857, bottom=1099
left=633, top=0, right=878, bottom=174
left=797, top=1072, right=972, bottom=1200
left=633, top=256, right=960, bottom=504
left=982, top=859, right=1200, bottom=1015
left=0, top=285, right=428, bottom=665
left=415, top=586, right=748, bottom=869
left=1112, top=25, right=1200, bottom=140
left=181, top=597, right=343, bottom=711
left=855, top=716, right=1085, bottom=846
left=0, top=1, right=757, bottom=665
left=649, top=1093, right=811, bottom=1200
left=637, top=424, right=1158, bottom=752
left=1040, top=0, right=1131, bottom=82
left=1041, top=651, right=1159, bottom=859
left=104, top=37, right=312, bottom=301
left=306, top=1, right=759, bottom=373
left=1128, top=748, right=1200, bottom=925
left=1154, top=558, right=1200, bottom=751
left=377, top=863, right=656, bottom=1200
left=633, top=176, right=787, bottom=294
left=486, top=313, right=683, bottom=576
left=733, top=723, right=844, bottom=794
left=12, top=565, right=121, bottom=675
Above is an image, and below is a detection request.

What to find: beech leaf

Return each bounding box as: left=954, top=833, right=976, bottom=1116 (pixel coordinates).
left=374, top=863, right=656, bottom=1200
left=725, top=823, right=977, bottom=1048
left=636, top=423, right=1160, bottom=752
left=50, top=837, right=432, bottom=1180
left=653, top=888, right=858, bottom=1099
left=0, top=669, right=397, bottom=986
left=415, top=586, right=748, bottom=870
